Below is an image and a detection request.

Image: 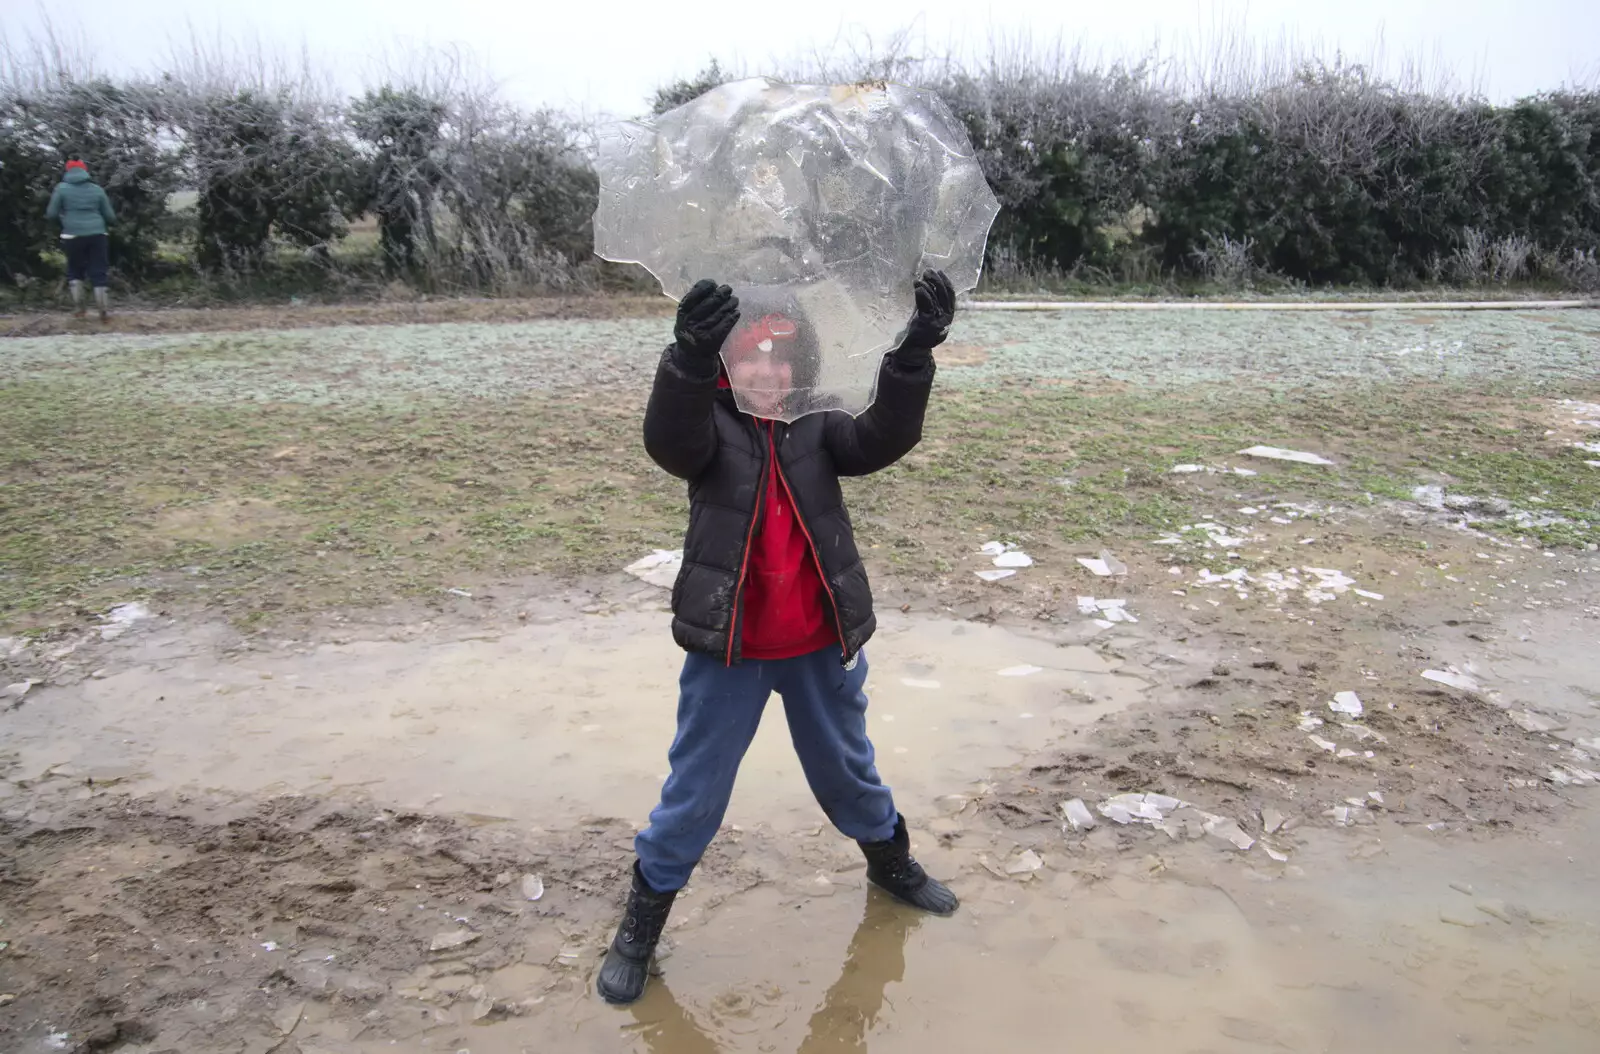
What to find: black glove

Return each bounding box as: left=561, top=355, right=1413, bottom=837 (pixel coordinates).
left=893, top=270, right=955, bottom=368
left=673, top=279, right=740, bottom=377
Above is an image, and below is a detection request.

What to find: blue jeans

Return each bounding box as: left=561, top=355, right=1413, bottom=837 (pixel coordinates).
left=635, top=647, right=899, bottom=892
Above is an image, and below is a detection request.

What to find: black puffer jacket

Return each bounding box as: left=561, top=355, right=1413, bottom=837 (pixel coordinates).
left=643, top=346, right=935, bottom=665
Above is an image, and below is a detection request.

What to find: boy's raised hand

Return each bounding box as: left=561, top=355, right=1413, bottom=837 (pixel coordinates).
left=895, top=270, right=955, bottom=366
left=674, top=280, right=741, bottom=368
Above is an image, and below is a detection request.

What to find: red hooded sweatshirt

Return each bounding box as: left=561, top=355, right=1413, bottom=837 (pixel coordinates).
left=717, top=371, right=840, bottom=661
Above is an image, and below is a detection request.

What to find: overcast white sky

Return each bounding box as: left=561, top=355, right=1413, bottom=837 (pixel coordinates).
left=8, top=0, right=1598, bottom=117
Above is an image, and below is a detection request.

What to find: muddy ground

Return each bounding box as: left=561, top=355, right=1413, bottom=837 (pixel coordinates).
left=2, top=303, right=1599, bottom=1052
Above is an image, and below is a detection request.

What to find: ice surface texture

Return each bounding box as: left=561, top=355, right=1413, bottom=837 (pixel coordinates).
left=595, top=78, right=999, bottom=421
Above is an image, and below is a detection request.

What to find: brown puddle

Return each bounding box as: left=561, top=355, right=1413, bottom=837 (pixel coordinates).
left=3, top=611, right=1150, bottom=826
left=5, top=606, right=1598, bottom=1053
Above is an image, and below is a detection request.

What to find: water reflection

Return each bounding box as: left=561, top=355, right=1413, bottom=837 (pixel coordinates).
left=631, top=892, right=923, bottom=1052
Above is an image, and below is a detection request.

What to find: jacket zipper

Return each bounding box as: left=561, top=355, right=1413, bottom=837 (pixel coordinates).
left=769, top=423, right=848, bottom=661
left=724, top=423, right=769, bottom=667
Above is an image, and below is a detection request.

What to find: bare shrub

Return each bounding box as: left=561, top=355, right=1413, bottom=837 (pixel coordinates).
left=1452, top=229, right=1538, bottom=285
left=1189, top=232, right=1259, bottom=289
left=1539, top=247, right=1600, bottom=292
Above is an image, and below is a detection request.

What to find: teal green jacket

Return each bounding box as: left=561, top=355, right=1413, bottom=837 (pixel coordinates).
left=45, top=169, right=115, bottom=237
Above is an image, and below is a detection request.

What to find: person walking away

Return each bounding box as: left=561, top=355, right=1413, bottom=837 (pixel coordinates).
left=596, top=271, right=960, bottom=1006
left=45, top=160, right=115, bottom=321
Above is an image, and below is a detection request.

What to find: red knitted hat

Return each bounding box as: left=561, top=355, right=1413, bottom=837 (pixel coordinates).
left=725, top=313, right=799, bottom=361
left=65, top=160, right=87, bottom=172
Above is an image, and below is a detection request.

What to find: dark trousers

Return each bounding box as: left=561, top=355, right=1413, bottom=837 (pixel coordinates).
left=63, top=234, right=109, bottom=287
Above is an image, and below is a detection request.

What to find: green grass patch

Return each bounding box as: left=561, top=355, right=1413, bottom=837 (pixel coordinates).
left=1, top=377, right=1595, bottom=631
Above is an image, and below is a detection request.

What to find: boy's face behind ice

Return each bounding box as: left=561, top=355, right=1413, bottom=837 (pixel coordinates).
left=724, top=313, right=799, bottom=419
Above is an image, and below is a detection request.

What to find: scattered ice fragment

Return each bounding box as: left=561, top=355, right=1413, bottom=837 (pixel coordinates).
left=624, top=549, right=682, bottom=589
left=1411, top=484, right=1447, bottom=510
left=1329, top=691, right=1365, bottom=717
left=1170, top=463, right=1258, bottom=477
left=429, top=929, right=481, bottom=952
left=1237, top=445, right=1335, bottom=466
left=998, top=665, right=1043, bottom=677
left=1422, top=668, right=1482, bottom=693
left=1077, top=596, right=1099, bottom=615
left=900, top=678, right=941, bottom=690
left=1298, top=713, right=1325, bottom=731
left=4, top=679, right=38, bottom=704
left=521, top=874, right=545, bottom=902
left=978, top=856, right=1010, bottom=880
left=1097, top=792, right=1186, bottom=825
left=979, top=541, right=1008, bottom=556
left=802, top=872, right=836, bottom=896
left=975, top=569, right=1016, bottom=582
left=100, top=601, right=153, bottom=640
left=1095, top=549, right=1128, bottom=576
left=1099, top=794, right=1156, bottom=824
left=1092, top=619, right=1116, bottom=629
left=994, top=550, right=1033, bottom=569
left=1264, top=845, right=1290, bottom=863
left=1270, top=516, right=1294, bottom=525
left=1238, top=507, right=1260, bottom=515
left=1187, top=522, right=1255, bottom=548
left=1309, top=735, right=1338, bottom=753
left=1095, top=599, right=1138, bottom=623
left=444, top=587, right=474, bottom=598
left=1337, top=748, right=1359, bottom=758
left=1261, top=808, right=1287, bottom=834
left=46, top=1033, right=71, bottom=1051
left=1353, top=589, right=1385, bottom=600
left=1006, top=849, right=1044, bottom=875
left=1059, top=799, right=1097, bottom=831
left=1098, top=798, right=1142, bottom=825
left=261, top=941, right=279, bottom=952
left=1077, top=557, right=1113, bottom=577
left=1202, top=817, right=1255, bottom=851
left=1341, top=723, right=1387, bottom=744
left=1368, top=791, right=1385, bottom=805
left=1509, top=710, right=1563, bottom=734
left=1550, top=766, right=1600, bottom=786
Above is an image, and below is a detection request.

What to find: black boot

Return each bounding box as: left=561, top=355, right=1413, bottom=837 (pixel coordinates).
left=858, top=814, right=959, bottom=916
left=597, top=861, right=678, bottom=1005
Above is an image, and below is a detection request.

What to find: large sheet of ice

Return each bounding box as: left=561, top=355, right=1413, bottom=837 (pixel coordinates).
left=595, top=78, right=999, bottom=421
